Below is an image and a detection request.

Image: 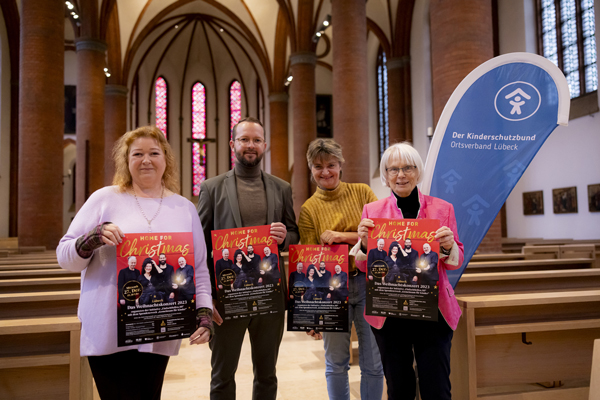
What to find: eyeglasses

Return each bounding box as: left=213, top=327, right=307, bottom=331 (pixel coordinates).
left=386, top=166, right=417, bottom=176
left=235, top=137, right=265, bottom=146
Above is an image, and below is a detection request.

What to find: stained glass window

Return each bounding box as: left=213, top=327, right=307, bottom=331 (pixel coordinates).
left=229, top=80, right=242, bottom=168
left=376, top=47, right=389, bottom=159
left=192, top=82, right=207, bottom=196
left=155, top=77, right=168, bottom=137
left=540, top=0, right=597, bottom=98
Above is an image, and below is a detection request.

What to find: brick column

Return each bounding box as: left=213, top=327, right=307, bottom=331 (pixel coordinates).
left=430, top=0, right=501, bottom=252
left=331, top=0, right=370, bottom=184
left=18, top=0, right=64, bottom=249
left=268, top=92, right=289, bottom=182
left=290, top=52, right=317, bottom=216
left=76, top=39, right=106, bottom=209
left=104, top=84, right=128, bottom=185
left=430, top=0, right=494, bottom=124
left=387, top=56, right=412, bottom=144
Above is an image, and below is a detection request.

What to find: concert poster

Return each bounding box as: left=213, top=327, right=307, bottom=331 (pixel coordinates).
left=116, top=232, right=196, bottom=347
left=287, top=245, right=349, bottom=332
left=365, top=219, right=440, bottom=321
left=211, top=225, right=283, bottom=320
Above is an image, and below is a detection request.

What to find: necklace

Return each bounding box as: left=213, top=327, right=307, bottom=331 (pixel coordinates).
left=132, top=185, right=164, bottom=232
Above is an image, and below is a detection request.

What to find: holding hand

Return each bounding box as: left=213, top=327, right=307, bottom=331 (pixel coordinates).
left=358, top=218, right=374, bottom=247
left=320, top=230, right=338, bottom=245
left=189, top=327, right=211, bottom=345
left=435, top=226, right=455, bottom=252
left=212, top=300, right=224, bottom=326
left=101, top=223, right=125, bottom=246
left=306, top=330, right=323, bottom=340
left=270, top=222, right=287, bottom=245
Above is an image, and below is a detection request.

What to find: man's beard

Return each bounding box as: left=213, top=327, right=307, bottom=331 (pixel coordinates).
left=236, top=149, right=263, bottom=167
left=159, top=260, right=166, bottom=265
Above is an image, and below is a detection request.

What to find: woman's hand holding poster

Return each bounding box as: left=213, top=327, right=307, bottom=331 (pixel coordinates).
left=366, top=219, right=440, bottom=321
left=211, top=225, right=283, bottom=320
left=287, top=245, right=349, bottom=332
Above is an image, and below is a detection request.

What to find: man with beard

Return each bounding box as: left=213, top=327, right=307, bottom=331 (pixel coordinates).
left=242, top=244, right=261, bottom=283
left=175, top=256, right=195, bottom=301
left=417, top=243, right=439, bottom=287
left=158, top=252, right=176, bottom=300
left=399, top=238, right=420, bottom=285
left=367, top=238, right=387, bottom=283
left=260, top=246, right=279, bottom=285
left=329, top=265, right=349, bottom=301
left=197, top=117, right=299, bottom=400
left=215, top=249, right=234, bottom=290
left=315, top=261, right=332, bottom=299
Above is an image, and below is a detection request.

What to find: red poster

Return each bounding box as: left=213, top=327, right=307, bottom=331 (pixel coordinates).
left=211, top=225, right=283, bottom=320
left=287, top=245, right=349, bottom=332
left=116, top=232, right=196, bottom=346
left=366, top=219, right=440, bottom=321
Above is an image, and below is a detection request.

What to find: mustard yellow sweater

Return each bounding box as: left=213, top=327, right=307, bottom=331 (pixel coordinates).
left=298, top=182, right=378, bottom=272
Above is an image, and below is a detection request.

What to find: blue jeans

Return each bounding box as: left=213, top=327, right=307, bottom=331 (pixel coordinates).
left=322, top=271, right=384, bottom=400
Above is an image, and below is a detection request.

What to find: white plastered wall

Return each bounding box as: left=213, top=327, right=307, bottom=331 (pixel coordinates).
left=501, top=0, right=600, bottom=239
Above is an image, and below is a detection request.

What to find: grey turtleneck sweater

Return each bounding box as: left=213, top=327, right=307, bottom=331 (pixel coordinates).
left=234, top=161, right=268, bottom=227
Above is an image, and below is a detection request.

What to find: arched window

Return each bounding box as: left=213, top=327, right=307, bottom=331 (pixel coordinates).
left=155, top=76, right=168, bottom=137
left=192, top=82, right=207, bottom=196
left=376, top=46, right=389, bottom=159
left=229, top=80, right=242, bottom=168
left=539, top=0, right=597, bottom=98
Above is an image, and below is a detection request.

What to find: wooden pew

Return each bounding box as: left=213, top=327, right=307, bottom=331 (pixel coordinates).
left=0, top=263, right=62, bottom=271
left=0, top=315, right=92, bottom=400
left=560, top=244, right=596, bottom=260
left=0, top=290, right=80, bottom=319
left=590, top=339, right=600, bottom=400
left=464, top=257, right=594, bottom=274
left=455, top=268, right=600, bottom=295
left=0, top=268, right=80, bottom=279
left=501, top=237, right=538, bottom=253
left=451, top=290, right=600, bottom=399
left=0, top=237, right=19, bottom=257
left=471, top=253, right=525, bottom=262
left=0, top=276, right=81, bottom=294
left=0, top=257, right=59, bottom=266
left=522, top=245, right=560, bottom=260
left=525, top=238, right=574, bottom=246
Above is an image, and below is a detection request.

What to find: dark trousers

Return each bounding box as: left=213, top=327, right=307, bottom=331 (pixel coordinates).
left=209, top=312, right=284, bottom=400
left=371, top=312, right=453, bottom=400
left=88, top=350, right=170, bottom=400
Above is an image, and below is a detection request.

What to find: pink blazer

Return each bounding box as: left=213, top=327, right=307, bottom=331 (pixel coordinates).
left=356, top=190, right=464, bottom=331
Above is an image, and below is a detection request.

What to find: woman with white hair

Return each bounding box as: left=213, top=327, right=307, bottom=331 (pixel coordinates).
left=357, top=142, right=464, bottom=400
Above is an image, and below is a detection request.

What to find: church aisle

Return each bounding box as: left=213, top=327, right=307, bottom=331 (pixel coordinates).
left=161, top=328, right=364, bottom=399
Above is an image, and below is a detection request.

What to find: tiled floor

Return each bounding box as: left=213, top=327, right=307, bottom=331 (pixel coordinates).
left=161, top=329, right=365, bottom=399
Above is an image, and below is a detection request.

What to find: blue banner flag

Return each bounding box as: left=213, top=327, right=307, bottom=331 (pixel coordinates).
left=420, top=53, right=570, bottom=288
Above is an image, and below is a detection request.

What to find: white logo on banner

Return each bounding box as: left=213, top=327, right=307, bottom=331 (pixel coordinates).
left=494, top=81, right=541, bottom=121
left=503, top=160, right=526, bottom=185
left=441, top=169, right=462, bottom=194
left=462, top=195, right=490, bottom=226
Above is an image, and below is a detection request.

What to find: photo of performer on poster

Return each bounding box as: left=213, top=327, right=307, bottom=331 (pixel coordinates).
left=366, top=219, right=440, bottom=321
left=287, top=245, right=349, bottom=332
left=116, top=232, right=196, bottom=346
left=211, top=225, right=283, bottom=320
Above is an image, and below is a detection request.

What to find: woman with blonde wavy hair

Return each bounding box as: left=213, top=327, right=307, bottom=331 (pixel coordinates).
left=57, top=126, right=214, bottom=400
